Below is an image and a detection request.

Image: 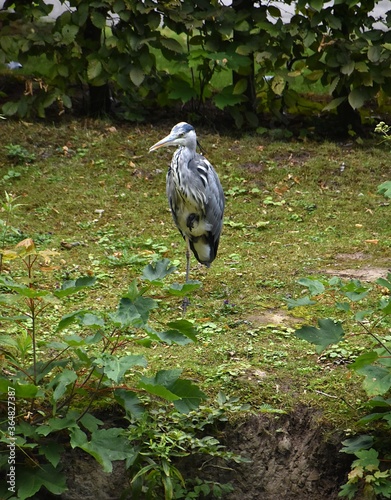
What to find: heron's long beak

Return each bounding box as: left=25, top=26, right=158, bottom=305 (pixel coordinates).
left=149, top=133, right=177, bottom=152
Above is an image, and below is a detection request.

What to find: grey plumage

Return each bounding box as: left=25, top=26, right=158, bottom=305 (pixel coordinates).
left=149, top=122, right=224, bottom=281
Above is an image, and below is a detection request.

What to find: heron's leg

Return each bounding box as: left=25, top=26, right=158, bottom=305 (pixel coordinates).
left=182, top=238, right=191, bottom=315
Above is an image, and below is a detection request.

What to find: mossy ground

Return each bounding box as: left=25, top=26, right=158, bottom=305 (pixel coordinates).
left=1, top=118, right=390, bottom=430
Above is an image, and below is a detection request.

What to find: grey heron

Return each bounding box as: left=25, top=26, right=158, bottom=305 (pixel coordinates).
left=149, top=122, right=224, bottom=306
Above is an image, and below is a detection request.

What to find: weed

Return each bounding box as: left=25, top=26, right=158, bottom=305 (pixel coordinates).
left=4, top=144, right=35, bottom=164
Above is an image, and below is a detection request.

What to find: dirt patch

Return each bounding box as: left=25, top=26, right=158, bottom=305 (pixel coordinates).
left=187, top=408, right=350, bottom=500
left=57, top=408, right=350, bottom=500
left=324, top=266, right=389, bottom=282
left=247, top=309, right=304, bottom=327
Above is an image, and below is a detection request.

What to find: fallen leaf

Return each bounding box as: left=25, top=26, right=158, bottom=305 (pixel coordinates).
left=364, top=239, right=379, bottom=244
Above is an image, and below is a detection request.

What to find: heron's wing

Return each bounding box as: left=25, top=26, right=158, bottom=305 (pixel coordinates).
left=190, top=154, right=225, bottom=248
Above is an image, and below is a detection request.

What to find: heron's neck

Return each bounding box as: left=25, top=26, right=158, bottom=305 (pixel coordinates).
left=177, top=145, right=196, bottom=167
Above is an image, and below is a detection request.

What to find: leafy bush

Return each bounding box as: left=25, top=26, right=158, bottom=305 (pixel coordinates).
left=289, top=274, right=391, bottom=499
left=0, top=0, right=390, bottom=128
left=0, top=238, right=244, bottom=499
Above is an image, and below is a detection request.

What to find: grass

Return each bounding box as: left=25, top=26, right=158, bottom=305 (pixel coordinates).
left=1, top=118, right=390, bottom=429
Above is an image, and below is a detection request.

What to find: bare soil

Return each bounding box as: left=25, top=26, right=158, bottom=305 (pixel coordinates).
left=52, top=408, right=350, bottom=500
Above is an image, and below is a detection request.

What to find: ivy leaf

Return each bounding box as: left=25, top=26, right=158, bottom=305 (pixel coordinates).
left=294, top=319, right=344, bottom=353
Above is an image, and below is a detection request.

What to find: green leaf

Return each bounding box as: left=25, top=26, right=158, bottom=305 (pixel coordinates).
left=161, top=37, right=183, bottom=53
left=142, top=259, right=177, bottom=282
left=350, top=351, right=379, bottom=370
left=377, top=181, right=391, bottom=199
left=39, top=442, right=64, bottom=467
left=297, top=278, right=325, bottom=297
left=94, top=353, right=147, bottom=383
left=87, top=58, right=103, bottom=81
left=114, top=388, right=145, bottom=418
left=341, top=435, right=374, bottom=454
left=129, top=67, right=145, bottom=87
left=169, top=378, right=207, bottom=413
left=71, top=427, right=137, bottom=473
left=285, top=296, right=316, bottom=310
left=109, top=295, right=157, bottom=328
left=57, top=310, right=104, bottom=331
left=61, top=24, right=78, bottom=44
left=168, top=281, right=202, bottom=297
left=294, top=319, right=344, bottom=353
left=323, top=96, right=346, bottom=112
left=353, top=448, right=380, bottom=468
left=342, top=280, right=370, bottom=302
left=165, top=319, right=197, bottom=342
left=139, top=369, right=205, bottom=412
left=17, top=464, right=67, bottom=499
left=348, top=88, right=366, bottom=110
left=90, top=10, right=107, bottom=29
left=49, top=369, right=78, bottom=401
left=79, top=413, right=103, bottom=432
left=54, top=276, right=96, bottom=298
left=233, top=78, right=248, bottom=95
left=356, top=365, right=391, bottom=396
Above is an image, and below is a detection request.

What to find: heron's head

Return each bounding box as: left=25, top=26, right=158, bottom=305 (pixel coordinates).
left=149, top=122, right=197, bottom=152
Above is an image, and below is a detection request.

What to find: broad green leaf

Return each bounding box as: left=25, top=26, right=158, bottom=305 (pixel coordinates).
left=57, top=309, right=104, bottom=331
left=350, top=351, right=379, bottom=370
left=233, top=78, right=248, bottom=95
left=87, top=58, right=102, bottom=81
left=323, top=96, right=346, bottom=112
left=341, top=435, right=374, bottom=454
left=61, top=24, right=78, bottom=44
left=79, top=413, right=104, bottom=433
left=0, top=276, right=49, bottom=298
left=348, top=88, right=366, bottom=110
left=294, top=318, right=344, bottom=353
left=114, top=389, right=145, bottom=418
left=377, top=181, right=391, bottom=199
left=129, top=67, right=145, bottom=87
left=368, top=45, right=381, bottom=63
left=342, top=280, right=370, bottom=302
left=160, top=37, right=183, bottom=53
left=142, top=259, right=176, bottom=282
left=285, top=296, right=316, bottom=310
left=356, top=365, right=391, bottom=396
left=17, top=464, right=67, bottom=499
left=2, top=101, right=19, bottom=116
left=213, top=85, right=246, bottom=110
left=49, top=369, right=78, bottom=401
left=168, top=281, right=202, bottom=297
left=94, top=353, right=147, bottom=383
left=54, top=276, right=96, bottom=298
left=90, top=10, right=107, bottom=29
left=109, top=295, right=157, bottom=328
left=2, top=382, right=39, bottom=399
left=71, top=427, right=137, bottom=473
left=39, top=443, right=64, bottom=467
left=36, top=411, right=80, bottom=436
left=297, top=278, right=325, bottom=297
left=353, top=448, right=379, bottom=468
left=169, top=378, right=207, bottom=413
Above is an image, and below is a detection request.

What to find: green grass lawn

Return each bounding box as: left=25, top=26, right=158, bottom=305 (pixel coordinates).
left=0, top=118, right=390, bottom=428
